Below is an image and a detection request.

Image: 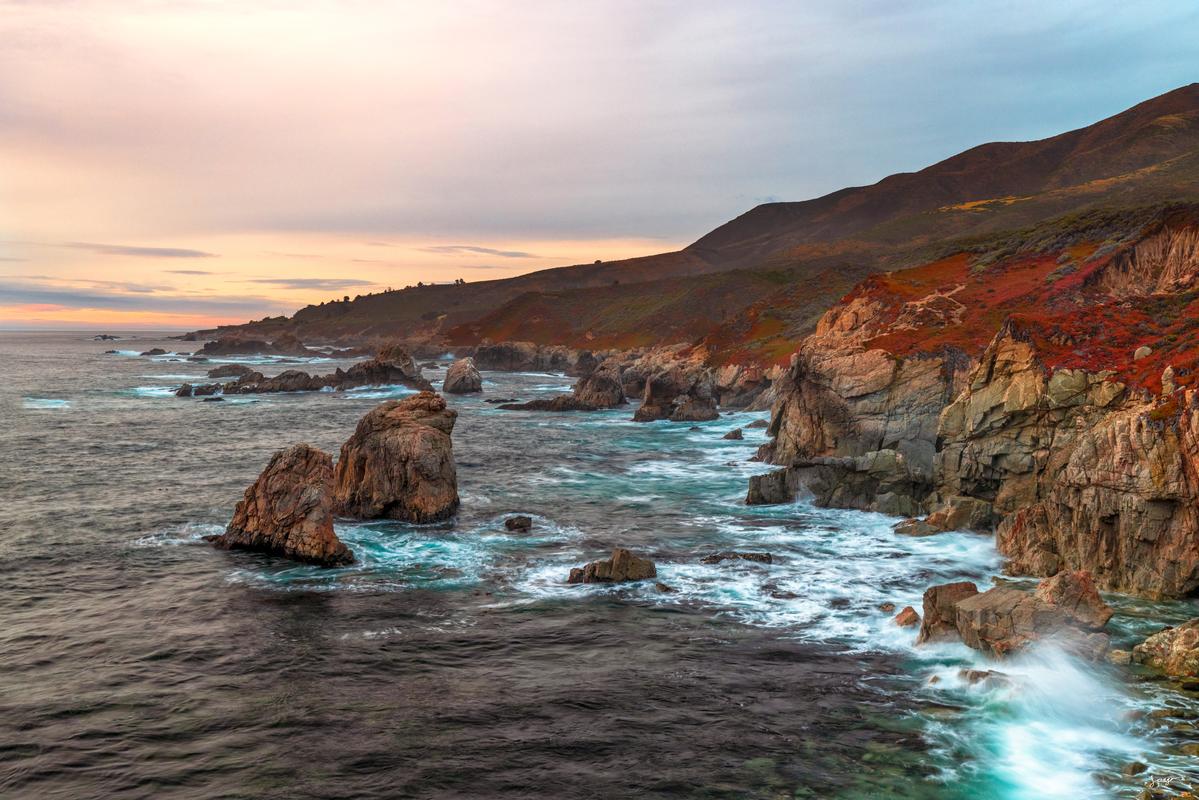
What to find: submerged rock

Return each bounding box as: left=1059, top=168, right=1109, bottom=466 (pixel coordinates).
left=700, top=551, right=773, bottom=565
left=443, top=357, right=483, bottom=394
left=140, top=348, right=167, bottom=356
left=210, top=443, right=353, bottom=567
left=1133, top=619, right=1199, bottom=677
left=207, top=364, right=256, bottom=379
left=504, top=515, right=533, bottom=532
left=175, top=383, right=194, bottom=398
left=333, top=392, right=460, bottom=522
left=498, top=396, right=597, bottom=412
left=567, top=548, right=657, bottom=584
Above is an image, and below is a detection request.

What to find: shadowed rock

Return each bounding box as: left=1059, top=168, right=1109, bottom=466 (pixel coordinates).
left=210, top=443, right=353, bottom=567
left=723, top=428, right=743, bottom=440
left=333, top=392, right=459, bottom=522
left=443, top=357, right=483, bottom=394
left=916, top=581, right=979, bottom=644
left=504, top=515, right=533, bottom=532
left=567, top=548, right=657, bottom=584
left=207, top=364, right=256, bottom=379
left=498, top=396, right=597, bottom=412
left=572, top=358, right=626, bottom=408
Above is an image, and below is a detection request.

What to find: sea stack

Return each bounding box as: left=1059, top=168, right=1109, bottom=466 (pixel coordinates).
left=333, top=392, right=460, bottom=522
left=210, top=443, right=354, bottom=566
left=443, top=357, right=483, bottom=394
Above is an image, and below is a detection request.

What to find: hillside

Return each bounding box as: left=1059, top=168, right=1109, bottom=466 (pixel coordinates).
left=201, top=84, right=1199, bottom=361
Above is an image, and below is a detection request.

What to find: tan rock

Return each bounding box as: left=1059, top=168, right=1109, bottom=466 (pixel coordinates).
left=894, top=606, right=920, bottom=627
left=442, top=357, right=482, bottom=394
left=213, top=443, right=353, bottom=566
left=916, top=581, right=979, bottom=644
left=1132, top=619, right=1199, bottom=677
left=567, top=548, right=657, bottom=584
left=333, top=392, right=460, bottom=522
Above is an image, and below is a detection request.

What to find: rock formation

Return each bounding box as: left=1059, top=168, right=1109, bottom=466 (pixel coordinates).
left=894, top=606, right=920, bottom=627
left=504, top=515, right=533, bottom=532
left=917, top=572, right=1113, bottom=660
left=210, top=444, right=353, bottom=567
left=498, top=396, right=597, bottom=412
left=332, top=392, right=460, bottom=522
left=723, top=428, right=743, bottom=440
left=754, top=213, right=1199, bottom=599
left=567, top=548, right=657, bottom=584
left=178, top=345, right=434, bottom=397
left=1132, top=619, right=1199, bottom=677
left=207, top=364, right=256, bottom=379
left=571, top=358, right=626, bottom=408
left=443, top=357, right=483, bottom=394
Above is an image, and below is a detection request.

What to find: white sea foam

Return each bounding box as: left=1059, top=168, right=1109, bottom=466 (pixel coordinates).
left=22, top=397, right=70, bottom=409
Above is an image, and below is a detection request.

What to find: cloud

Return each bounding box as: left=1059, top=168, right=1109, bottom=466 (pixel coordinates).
left=63, top=242, right=216, bottom=258
left=165, top=269, right=217, bottom=275
left=244, top=277, right=376, bottom=290
left=0, top=279, right=287, bottom=315
left=418, top=245, right=537, bottom=258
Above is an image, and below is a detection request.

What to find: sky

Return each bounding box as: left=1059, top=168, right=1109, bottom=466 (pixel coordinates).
left=2, top=1, right=1198, bottom=330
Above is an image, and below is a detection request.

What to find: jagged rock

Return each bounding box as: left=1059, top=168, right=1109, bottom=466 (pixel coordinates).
left=627, top=349, right=720, bottom=423
left=700, top=551, right=773, bottom=565
left=572, top=358, right=626, bottom=408
left=1132, top=619, right=1199, bottom=677
left=443, top=357, right=483, bottom=394
left=916, top=581, right=979, bottom=644
left=504, top=515, right=533, bottom=532
left=471, top=341, right=584, bottom=373
left=498, top=396, right=597, bottom=412
left=894, top=606, right=920, bottom=627
left=723, top=428, right=744, bottom=440
left=332, top=392, right=459, bottom=522
left=714, top=363, right=772, bottom=409
left=207, top=364, right=256, bottom=379
left=198, top=337, right=273, bottom=356
left=209, top=443, right=353, bottom=566
left=931, top=572, right=1114, bottom=660
left=567, top=548, right=657, bottom=584
left=746, top=468, right=795, bottom=505
left=176, top=383, right=194, bottom=398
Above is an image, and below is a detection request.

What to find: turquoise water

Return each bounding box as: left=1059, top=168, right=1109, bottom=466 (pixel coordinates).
left=2, top=332, right=1196, bottom=799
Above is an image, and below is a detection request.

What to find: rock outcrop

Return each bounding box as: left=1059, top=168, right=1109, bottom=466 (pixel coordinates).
left=567, top=548, right=657, bottom=584
left=1132, top=619, right=1199, bottom=677
left=210, top=444, right=353, bottom=566
left=755, top=215, right=1199, bottom=599
left=498, top=396, right=597, bottom=412
left=207, top=364, right=256, bottom=379
left=571, top=358, right=626, bottom=408
left=917, top=572, right=1113, bottom=660
left=332, top=392, right=460, bottom=522
left=178, top=345, right=434, bottom=397
left=443, top=357, right=483, bottom=394
left=198, top=336, right=315, bottom=357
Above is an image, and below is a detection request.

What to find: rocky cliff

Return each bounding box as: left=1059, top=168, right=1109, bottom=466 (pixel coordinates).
left=753, top=207, right=1199, bottom=599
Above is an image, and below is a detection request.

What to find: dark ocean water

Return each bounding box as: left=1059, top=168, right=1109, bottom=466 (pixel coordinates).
left=1, top=332, right=1196, bottom=800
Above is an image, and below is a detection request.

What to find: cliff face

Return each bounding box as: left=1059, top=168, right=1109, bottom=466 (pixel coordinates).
left=759, top=209, right=1199, bottom=598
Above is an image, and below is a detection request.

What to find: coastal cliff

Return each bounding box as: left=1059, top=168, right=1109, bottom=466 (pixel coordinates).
left=755, top=208, right=1199, bottom=598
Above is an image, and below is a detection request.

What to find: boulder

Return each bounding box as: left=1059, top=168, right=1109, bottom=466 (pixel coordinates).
left=894, top=606, right=920, bottom=627
left=175, top=383, right=194, bottom=398
left=210, top=443, right=353, bottom=566
left=332, top=392, right=460, bottom=522
left=947, top=572, right=1113, bottom=660
left=443, top=357, right=483, bottom=394
left=504, top=515, right=533, bottom=532
left=916, top=581, right=979, bottom=644
left=567, top=548, right=657, bottom=584
left=572, top=358, right=626, bottom=408
left=723, top=428, right=744, bottom=440
left=140, top=348, right=167, bottom=356
left=746, top=419, right=770, bottom=429
left=1132, top=619, right=1199, bottom=677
